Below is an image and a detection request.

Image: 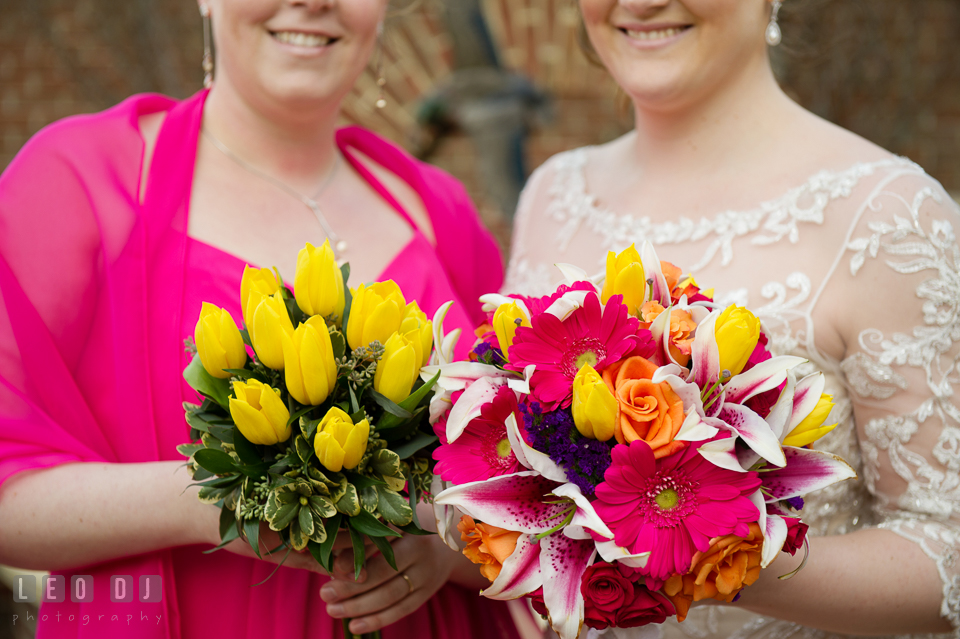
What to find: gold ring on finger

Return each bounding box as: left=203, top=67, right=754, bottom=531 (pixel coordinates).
left=400, top=572, right=414, bottom=594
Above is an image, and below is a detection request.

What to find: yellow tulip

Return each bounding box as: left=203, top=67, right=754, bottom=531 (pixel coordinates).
left=492, top=301, right=530, bottom=362
left=240, top=265, right=281, bottom=329
left=374, top=331, right=419, bottom=404
left=572, top=364, right=619, bottom=441
left=601, top=244, right=646, bottom=315
left=399, top=301, right=434, bottom=368
left=229, top=379, right=291, bottom=445
left=281, top=316, right=338, bottom=406
left=346, top=281, right=407, bottom=350
left=249, top=291, right=295, bottom=370
left=714, top=306, right=761, bottom=378
left=314, top=407, right=370, bottom=472
left=194, top=303, right=247, bottom=379
left=784, top=394, right=838, bottom=448
left=294, top=240, right=345, bottom=322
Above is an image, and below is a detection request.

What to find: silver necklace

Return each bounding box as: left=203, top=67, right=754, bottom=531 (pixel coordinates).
left=202, top=128, right=348, bottom=255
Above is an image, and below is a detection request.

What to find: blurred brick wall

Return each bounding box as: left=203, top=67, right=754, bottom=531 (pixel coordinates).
left=1, top=0, right=958, bottom=212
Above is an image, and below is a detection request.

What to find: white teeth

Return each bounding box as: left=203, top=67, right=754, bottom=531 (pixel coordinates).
left=625, top=27, right=685, bottom=41
left=272, top=31, right=332, bottom=47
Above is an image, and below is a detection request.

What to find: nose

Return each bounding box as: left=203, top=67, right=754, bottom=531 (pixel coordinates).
left=619, top=0, right=671, bottom=15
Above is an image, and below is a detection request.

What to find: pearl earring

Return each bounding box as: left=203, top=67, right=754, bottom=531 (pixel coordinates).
left=766, top=0, right=783, bottom=47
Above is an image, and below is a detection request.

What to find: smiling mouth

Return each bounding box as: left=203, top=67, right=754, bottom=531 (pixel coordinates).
left=621, top=26, right=692, bottom=41
left=270, top=31, right=338, bottom=48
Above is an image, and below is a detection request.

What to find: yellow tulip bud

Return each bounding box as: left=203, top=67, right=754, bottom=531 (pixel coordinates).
left=572, top=364, right=619, bottom=441
left=249, top=291, right=295, bottom=370
left=314, top=407, right=370, bottom=472
left=399, top=301, right=434, bottom=368
left=281, top=316, right=338, bottom=406
left=194, top=303, right=247, bottom=379
left=294, top=240, right=345, bottom=322
left=346, top=281, right=407, bottom=350
left=374, top=331, right=419, bottom=404
left=240, top=265, right=281, bottom=329
left=601, top=244, right=646, bottom=314
left=714, top=305, right=761, bottom=378
left=783, top=394, right=838, bottom=448
left=229, top=379, right=291, bottom=445
left=492, top=301, right=530, bottom=362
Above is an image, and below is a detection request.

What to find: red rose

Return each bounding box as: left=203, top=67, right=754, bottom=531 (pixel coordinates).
left=616, top=586, right=676, bottom=628
left=527, top=589, right=548, bottom=618
left=782, top=517, right=809, bottom=556
left=581, top=562, right=635, bottom=629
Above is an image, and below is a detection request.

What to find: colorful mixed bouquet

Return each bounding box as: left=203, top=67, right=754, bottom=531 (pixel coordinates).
left=179, top=240, right=442, bottom=588
left=428, top=243, right=856, bottom=639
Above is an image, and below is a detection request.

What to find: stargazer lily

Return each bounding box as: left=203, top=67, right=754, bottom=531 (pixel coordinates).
left=436, top=413, right=648, bottom=639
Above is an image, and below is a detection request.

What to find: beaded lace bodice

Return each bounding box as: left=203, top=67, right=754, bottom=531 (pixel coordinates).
left=504, top=147, right=960, bottom=638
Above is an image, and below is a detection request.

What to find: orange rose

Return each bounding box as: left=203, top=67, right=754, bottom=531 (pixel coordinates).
left=458, top=515, right=522, bottom=583
left=663, top=523, right=764, bottom=621
left=639, top=301, right=696, bottom=366
left=601, top=356, right=687, bottom=457
left=660, top=261, right=682, bottom=292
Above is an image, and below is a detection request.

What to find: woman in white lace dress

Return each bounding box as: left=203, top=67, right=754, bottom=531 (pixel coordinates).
left=504, top=1, right=960, bottom=637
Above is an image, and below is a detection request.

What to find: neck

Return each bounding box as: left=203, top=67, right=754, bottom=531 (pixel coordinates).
left=202, top=78, right=342, bottom=187
left=629, top=54, right=800, bottom=179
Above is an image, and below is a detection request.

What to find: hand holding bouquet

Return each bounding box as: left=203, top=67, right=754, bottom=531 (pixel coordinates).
left=428, top=243, right=856, bottom=639
left=179, top=240, right=444, bottom=589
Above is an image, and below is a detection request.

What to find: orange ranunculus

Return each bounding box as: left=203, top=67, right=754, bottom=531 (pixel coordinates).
left=638, top=301, right=697, bottom=367
left=660, top=261, right=682, bottom=293
left=601, top=356, right=687, bottom=456
left=458, top=515, right=522, bottom=583
left=663, top=523, right=764, bottom=622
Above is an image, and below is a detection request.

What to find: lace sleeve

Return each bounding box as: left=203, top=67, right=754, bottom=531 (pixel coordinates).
left=834, top=172, right=960, bottom=628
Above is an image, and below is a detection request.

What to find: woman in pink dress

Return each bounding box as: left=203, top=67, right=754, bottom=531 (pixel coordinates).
left=0, top=1, right=518, bottom=638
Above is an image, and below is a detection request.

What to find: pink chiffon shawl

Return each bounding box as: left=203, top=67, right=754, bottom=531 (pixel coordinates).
left=0, top=90, right=511, bottom=639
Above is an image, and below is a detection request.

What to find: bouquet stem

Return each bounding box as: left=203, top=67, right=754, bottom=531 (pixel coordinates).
left=342, top=618, right=381, bottom=639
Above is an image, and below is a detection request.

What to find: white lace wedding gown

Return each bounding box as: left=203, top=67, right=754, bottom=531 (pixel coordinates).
left=504, top=148, right=960, bottom=639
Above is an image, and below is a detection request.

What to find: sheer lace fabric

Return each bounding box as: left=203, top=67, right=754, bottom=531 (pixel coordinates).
left=505, top=148, right=960, bottom=637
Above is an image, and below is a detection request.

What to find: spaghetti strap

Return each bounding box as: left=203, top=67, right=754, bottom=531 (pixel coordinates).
left=337, top=136, right=420, bottom=233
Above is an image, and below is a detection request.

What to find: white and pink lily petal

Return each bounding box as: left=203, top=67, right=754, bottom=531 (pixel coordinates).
left=479, top=294, right=532, bottom=319
left=545, top=289, right=593, bottom=321
left=506, top=412, right=568, bottom=483
left=555, top=263, right=602, bottom=292
left=648, top=300, right=712, bottom=369
left=760, top=446, right=857, bottom=504
left=430, top=301, right=462, bottom=367
left=640, top=242, right=673, bottom=307
left=443, top=374, right=513, bottom=443
left=431, top=475, right=460, bottom=551
left=748, top=489, right=787, bottom=569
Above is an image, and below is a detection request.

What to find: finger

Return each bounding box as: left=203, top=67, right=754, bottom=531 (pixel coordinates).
left=325, top=572, right=419, bottom=622
left=323, top=552, right=401, bottom=601
left=329, top=543, right=378, bottom=583
left=344, top=577, right=433, bottom=634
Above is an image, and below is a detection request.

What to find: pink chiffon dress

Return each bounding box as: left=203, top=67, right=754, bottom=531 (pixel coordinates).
left=0, top=90, right=515, bottom=639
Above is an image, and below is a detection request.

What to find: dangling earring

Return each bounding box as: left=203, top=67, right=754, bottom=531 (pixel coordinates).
left=374, top=22, right=387, bottom=109
left=765, top=0, right=783, bottom=47
left=200, top=4, right=214, bottom=88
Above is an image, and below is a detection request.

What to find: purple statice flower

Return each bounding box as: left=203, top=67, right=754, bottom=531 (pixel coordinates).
left=519, top=401, right=613, bottom=496
left=785, top=496, right=805, bottom=511
left=470, top=340, right=506, bottom=367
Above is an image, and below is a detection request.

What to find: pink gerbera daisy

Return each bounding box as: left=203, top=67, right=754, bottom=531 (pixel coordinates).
left=508, top=292, right=640, bottom=409
left=433, top=385, right=521, bottom=484
left=594, top=439, right=761, bottom=580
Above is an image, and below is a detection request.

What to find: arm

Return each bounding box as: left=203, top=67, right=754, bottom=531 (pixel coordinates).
left=736, top=173, right=960, bottom=634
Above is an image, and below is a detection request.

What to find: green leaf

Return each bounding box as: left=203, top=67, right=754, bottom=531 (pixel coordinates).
left=360, top=486, right=379, bottom=513
left=299, top=505, right=315, bottom=537
left=238, top=461, right=272, bottom=479
left=341, top=266, right=353, bottom=330
left=301, top=417, right=322, bottom=440
left=368, top=390, right=414, bottom=419
left=340, top=263, right=351, bottom=288
left=404, top=466, right=422, bottom=530
left=370, top=449, right=401, bottom=477
left=375, top=486, right=414, bottom=527
left=348, top=385, right=360, bottom=415
left=348, top=523, right=365, bottom=580
left=243, top=518, right=261, bottom=558
left=294, top=436, right=313, bottom=464
left=198, top=484, right=239, bottom=504
left=219, top=505, right=237, bottom=540
left=335, top=483, right=361, bottom=517
left=289, top=518, right=309, bottom=551
left=192, top=474, right=243, bottom=489
left=330, top=330, right=346, bottom=362
left=343, top=472, right=386, bottom=490
left=177, top=443, right=205, bottom=458
left=232, top=430, right=261, bottom=465
left=348, top=509, right=401, bottom=538
left=370, top=534, right=398, bottom=571
left=207, top=424, right=235, bottom=444
left=222, top=368, right=256, bottom=379
left=397, top=521, right=432, bottom=536
left=194, top=448, right=238, bottom=475
left=288, top=405, right=314, bottom=428
left=378, top=371, right=440, bottom=431
left=309, top=512, right=342, bottom=572
left=378, top=409, right=427, bottom=441
left=239, top=328, right=253, bottom=348
left=308, top=495, right=336, bottom=519
left=184, top=411, right=211, bottom=434
left=277, top=490, right=301, bottom=505
left=192, top=466, right=213, bottom=481
left=393, top=433, right=439, bottom=460
left=268, top=503, right=299, bottom=531
left=183, top=355, right=232, bottom=409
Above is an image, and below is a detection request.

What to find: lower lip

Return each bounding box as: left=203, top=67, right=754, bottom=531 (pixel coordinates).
left=269, top=33, right=337, bottom=57
left=620, top=27, right=692, bottom=51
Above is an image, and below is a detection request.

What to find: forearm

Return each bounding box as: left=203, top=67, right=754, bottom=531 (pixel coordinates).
left=0, top=461, right=216, bottom=571
left=735, top=528, right=951, bottom=635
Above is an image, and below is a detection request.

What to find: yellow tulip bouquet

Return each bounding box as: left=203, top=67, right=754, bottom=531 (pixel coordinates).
left=178, top=240, right=441, bottom=582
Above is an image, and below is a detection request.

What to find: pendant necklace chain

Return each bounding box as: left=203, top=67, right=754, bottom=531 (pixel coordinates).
left=202, top=128, right=348, bottom=256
